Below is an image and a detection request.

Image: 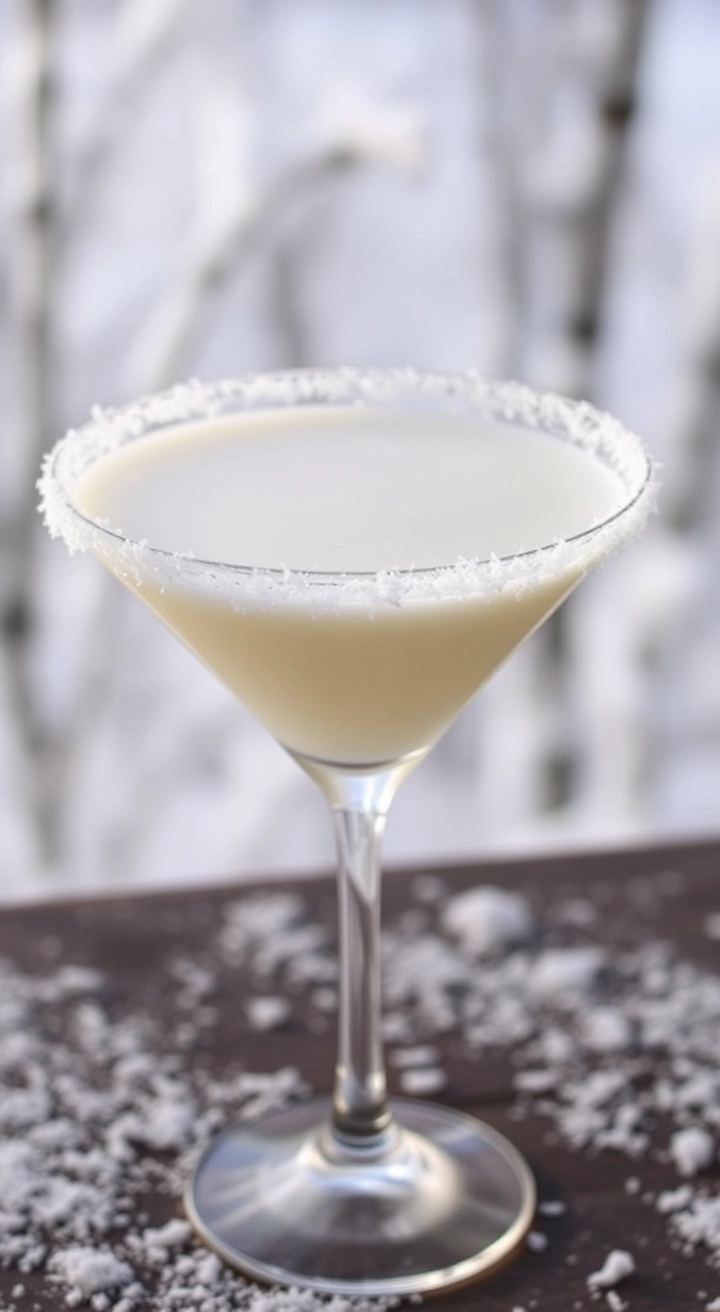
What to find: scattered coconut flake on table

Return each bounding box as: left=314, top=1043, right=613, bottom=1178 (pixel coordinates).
left=2, top=871, right=720, bottom=1305
left=671, top=1127, right=716, bottom=1177
left=671, top=1194, right=720, bottom=1267
left=527, top=1230, right=548, bottom=1253
left=605, top=1291, right=627, bottom=1311
left=587, top=1249, right=635, bottom=1291
left=398, top=1067, right=447, bottom=1095
left=245, top=996, right=291, bottom=1031
left=657, top=1183, right=694, bottom=1213
left=514, top=1068, right=558, bottom=1094
left=389, top=1044, right=440, bottom=1069
left=440, top=885, right=533, bottom=955
left=530, top=946, right=606, bottom=1002
left=581, top=1006, right=632, bottom=1053
left=48, top=1247, right=135, bottom=1299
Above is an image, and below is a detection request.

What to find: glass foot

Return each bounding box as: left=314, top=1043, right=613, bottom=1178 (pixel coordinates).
left=185, top=1097, right=535, bottom=1296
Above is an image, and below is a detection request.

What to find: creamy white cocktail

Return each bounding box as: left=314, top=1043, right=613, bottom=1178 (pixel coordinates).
left=40, top=371, right=653, bottom=1298
left=72, top=404, right=628, bottom=766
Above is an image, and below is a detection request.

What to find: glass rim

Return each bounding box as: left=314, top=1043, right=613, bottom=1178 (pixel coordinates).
left=39, top=367, right=655, bottom=592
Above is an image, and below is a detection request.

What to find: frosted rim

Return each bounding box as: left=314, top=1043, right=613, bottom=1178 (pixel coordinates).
left=38, top=369, right=655, bottom=610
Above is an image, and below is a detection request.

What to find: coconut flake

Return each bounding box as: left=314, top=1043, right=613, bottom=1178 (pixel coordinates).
left=670, top=1127, right=716, bottom=1177
left=48, top=1247, right=135, bottom=1297
left=38, top=371, right=655, bottom=613
left=587, top=1249, right=635, bottom=1290
left=530, top=946, right=606, bottom=1002
left=399, top=1067, right=447, bottom=1096
left=390, top=1044, right=441, bottom=1069
left=581, top=1007, right=632, bottom=1054
left=657, top=1184, right=694, bottom=1214
left=527, top=1230, right=548, bottom=1253
left=245, top=996, right=291, bottom=1031
left=441, top=886, right=534, bottom=956
left=605, top=1292, right=627, bottom=1312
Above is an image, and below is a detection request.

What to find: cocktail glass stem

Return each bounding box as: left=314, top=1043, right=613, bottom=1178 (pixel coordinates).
left=297, top=755, right=421, bottom=1146
left=332, top=801, right=389, bottom=1141
left=185, top=752, right=535, bottom=1295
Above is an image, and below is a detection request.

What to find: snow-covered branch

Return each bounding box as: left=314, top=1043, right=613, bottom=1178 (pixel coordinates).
left=59, top=0, right=191, bottom=242
left=0, top=0, right=56, bottom=859
left=519, top=0, right=652, bottom=396
left=127, top=93, right=425, bottom=391
left=661, top=155, right=720, bottom=533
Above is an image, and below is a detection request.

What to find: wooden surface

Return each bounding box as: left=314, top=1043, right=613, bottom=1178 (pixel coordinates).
left=2, top=839, right=720, bottom=1309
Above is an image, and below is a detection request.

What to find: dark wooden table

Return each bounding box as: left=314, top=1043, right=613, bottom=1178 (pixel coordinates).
left=2, top=839, right=720, bottom=1310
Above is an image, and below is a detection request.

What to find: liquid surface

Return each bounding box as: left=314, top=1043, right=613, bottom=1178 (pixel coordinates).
left=74, top=407, right=627, bottom=765
left=75, top=408, right=625, bottom=572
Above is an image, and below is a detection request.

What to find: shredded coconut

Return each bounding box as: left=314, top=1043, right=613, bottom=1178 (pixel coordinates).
left=38, top=371, right=655, bottom=613
left=1, top=872, right=720, bottom=1303
left=587, top=1250, right=635, bottom=1290
left=245, top=997, right=291, bottom=1031
left=398, top=1067, right=446, bottom=1095
left=49, top=1247, right=135, bottom=1297
left=581, top=1006, right=632, bottom=1054
left=389, top=1044, right=440, bottom=1069
left=440, top=886, right=533, bottom=956
left=527, top=1231, right=548, bottom=1253
left=671, top=1127, right=716, bottom=1177
left=530, top=946, right=606, bottom=1003
left=605, top=1291, right=626, bottom=1311
left=657, top=1184, right=694, bottom=1214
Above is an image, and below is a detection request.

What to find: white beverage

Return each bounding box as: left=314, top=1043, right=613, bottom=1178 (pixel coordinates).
left=74, top=406, right=627, bottom=765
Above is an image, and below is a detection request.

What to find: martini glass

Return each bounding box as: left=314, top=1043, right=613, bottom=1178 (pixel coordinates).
left=39, top=369, right=653, bottom=1297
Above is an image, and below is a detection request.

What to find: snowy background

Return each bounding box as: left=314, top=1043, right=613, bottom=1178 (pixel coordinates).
left=1, top=0, right=720, bottom=901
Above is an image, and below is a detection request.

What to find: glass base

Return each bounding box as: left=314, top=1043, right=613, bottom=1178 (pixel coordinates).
left=185, top=1097, right=535, bottom=1297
